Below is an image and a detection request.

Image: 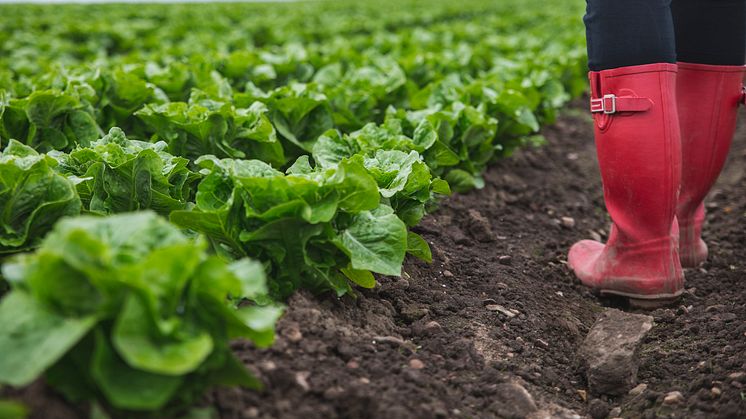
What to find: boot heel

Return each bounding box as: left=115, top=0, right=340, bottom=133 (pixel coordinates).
left=628, top=296, right=681, bottom=309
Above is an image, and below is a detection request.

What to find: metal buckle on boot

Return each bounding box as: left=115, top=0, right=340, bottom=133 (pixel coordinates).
left=590, top=94, right=617, bottom=114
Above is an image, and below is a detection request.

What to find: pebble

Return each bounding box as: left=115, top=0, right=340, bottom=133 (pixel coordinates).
left=705, top=304, right=726, bottom=312
left=346, top=360, right=359, bottom=369
left=576, top=389, right=587, bottom=402
left=663, top=391, right=684, bottom=405
left=243, top=407, right=259, bottom=418
left=424, top=321, right=443, bottom=333
left=498, top=255, right=513, bottom=265
left=284, top=326, right=303, bottom=343
left=588, top=230, right=602, bottom=242
left=294, top=371, right=311, bottom=392
left=443, top=270, right=454, bottom=278
left=259, top=360, right=277, bottom=371
left=628, top=383, right=647, bottom=396
left=486, top=304, right=517, bottom=318
left=728, top=372, right=745, bottom=382
left=489, top=382, right=538, bottom=418
left=609, top=407, right=622, bottom=417
left=409, top=358, right=425, bottom=369
left=711, top=387, right=721, bottom=398
left=323, top=386, right=345, bottom=400
left=561, top=217, right=576, bottom=228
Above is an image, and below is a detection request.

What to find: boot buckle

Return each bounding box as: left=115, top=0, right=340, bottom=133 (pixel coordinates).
left=740, top=86, right=745, bottom=106
left=590, top=94, right=617, bottom=114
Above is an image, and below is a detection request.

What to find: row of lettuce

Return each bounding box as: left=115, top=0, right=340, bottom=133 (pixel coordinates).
left=0, top=0, right=587, bottom=417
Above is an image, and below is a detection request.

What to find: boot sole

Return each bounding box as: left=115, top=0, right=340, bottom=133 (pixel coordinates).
left=600, top=289, right=683, bottom=309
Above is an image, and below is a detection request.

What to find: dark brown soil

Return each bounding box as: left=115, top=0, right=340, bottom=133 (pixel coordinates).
left=8, top=104, right=746, bottom=418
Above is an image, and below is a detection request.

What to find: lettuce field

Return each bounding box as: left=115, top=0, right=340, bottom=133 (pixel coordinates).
left=7, top=1, right=741, bottom=418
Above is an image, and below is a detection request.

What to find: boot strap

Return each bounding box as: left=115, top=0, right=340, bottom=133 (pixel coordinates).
left=740, top=86, right=745, bottom=106
left=590, top=94, right=653, bottom=114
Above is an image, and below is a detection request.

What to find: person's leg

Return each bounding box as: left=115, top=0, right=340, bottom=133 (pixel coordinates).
left=584, top=0, right=676, bottom=71
left=569, top=0, right=684, bottom=306
left=673, top=0, right=746, bottom=267
left=672, top=0, right=746, bottom=66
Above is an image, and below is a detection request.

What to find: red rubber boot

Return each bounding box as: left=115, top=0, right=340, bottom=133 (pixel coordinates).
left=676, top=63, right=746, bottom=268
left=568, top=63, right=684, bottom=307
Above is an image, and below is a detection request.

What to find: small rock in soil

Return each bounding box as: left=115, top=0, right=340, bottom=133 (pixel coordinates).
left=442, top=270, right=454, bottom=278
left=242, top=407, right=259, bottom=418
left=728, top=371, right=745, bottom=382
left=609, top=407, right=622, bottom=417
left=711, top=387, right=721, bottom=398
left=588, top=230, right=602, bottom=242
left=576, top=389, right=587, bottom=402
left=346, top=360, right=359, bottom=369
left=294, top=372, right=311, bottom=392
left=498, top=255, right=513, bottom=265
left=424, top=321, right=442, bottom=333
left=578, top=309, right=654, bottom=396
left=281, top=323, right=303, bottom=343
left=560, top=217, right=576, bottom=228
left=488, top=382, right=538, bottom=419
left=486, top=304, right=517, bottom=318
left=322, top=386, right=345, bottom=400
left=663, top=391, right=684, bottom=405
left=588, top=398, right=610, bottom=419
left=409, top=358, right=425, bottom=369
left=628, top=383, right=647, bottom=396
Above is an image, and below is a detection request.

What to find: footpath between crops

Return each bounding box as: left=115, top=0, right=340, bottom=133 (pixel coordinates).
left=21, top=104, right=746, bottom=419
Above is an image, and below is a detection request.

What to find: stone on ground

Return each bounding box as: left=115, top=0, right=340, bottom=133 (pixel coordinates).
left=578, top=308, right=654, bottom=396
left=489, top=382, right=538, bottom=419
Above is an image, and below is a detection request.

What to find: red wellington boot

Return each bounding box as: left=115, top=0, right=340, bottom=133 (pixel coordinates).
left=676, top=63, right=746, bottom=268
left=568, top=63, right=684, bottom=307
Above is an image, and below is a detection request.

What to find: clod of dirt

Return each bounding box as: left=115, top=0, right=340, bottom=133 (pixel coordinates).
left=578, top=309, right=654, bottom=396
left=466, top=209, right=495, bottom=242
left=399, top=304, right=429, bottom=322
left=488, top=382, right=538, bottom=419
left=587, top=398, right=610, bottom=419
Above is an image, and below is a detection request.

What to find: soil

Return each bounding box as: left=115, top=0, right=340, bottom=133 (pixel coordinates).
left=8, top=103, right=746, bottom=418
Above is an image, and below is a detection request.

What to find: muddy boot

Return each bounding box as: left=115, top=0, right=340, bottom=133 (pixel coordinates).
left=568, top=63, right=684, bottom=308
left=676, top=63, right=746, bottom=268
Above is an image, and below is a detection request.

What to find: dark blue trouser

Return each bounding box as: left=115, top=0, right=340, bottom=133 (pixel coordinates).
left=584, top=0, right=746, bottom=71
